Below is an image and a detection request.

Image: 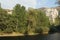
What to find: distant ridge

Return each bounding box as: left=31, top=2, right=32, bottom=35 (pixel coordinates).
left=54, top=6, right=60, bottom=11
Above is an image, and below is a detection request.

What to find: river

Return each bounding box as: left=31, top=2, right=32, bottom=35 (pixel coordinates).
left=0, top=33, right=60, bottom=40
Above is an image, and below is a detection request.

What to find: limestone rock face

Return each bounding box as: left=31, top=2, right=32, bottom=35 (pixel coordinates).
left=45, top=8, right=58, bottom=24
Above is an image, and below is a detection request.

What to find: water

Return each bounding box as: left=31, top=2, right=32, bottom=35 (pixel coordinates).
left=47, top=33, right=60, bottom=40
left=0, top=33, right=60, bottom=40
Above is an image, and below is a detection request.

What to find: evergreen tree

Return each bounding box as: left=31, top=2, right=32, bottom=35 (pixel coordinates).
left=12, top=4, right=26, bottom=33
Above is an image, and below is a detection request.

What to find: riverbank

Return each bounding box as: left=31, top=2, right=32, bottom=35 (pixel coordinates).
left=0, top=32, right=40, bottom=37
left=0, top=32, right=24, bottom=37
left=0, top=32, right=49, bottom=37
left=0, top=32, right=48, bottom=37
left=0, top=33, right=60, bottom=40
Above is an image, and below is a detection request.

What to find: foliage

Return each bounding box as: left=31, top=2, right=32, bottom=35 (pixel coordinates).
left=26, top=8, right=50, bottom=33
left=0, top=4, right=50, bottom=34
left=26, top=8, right=38, bottom=33
left=56, top=0, right=60, bottom=6
left=12, top=4, right=26, bottom=33
left=55, top=16, right=60, bottom=26
left=0, top=7, right=18, bottom=33
left=35, top=10, right=50, bottom=33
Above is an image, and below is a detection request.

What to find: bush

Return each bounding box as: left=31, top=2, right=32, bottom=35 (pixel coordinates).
left=3, top=28, right=13, bottom=34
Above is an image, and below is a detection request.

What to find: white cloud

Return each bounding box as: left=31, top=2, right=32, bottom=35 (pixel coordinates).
left=0, top=0, right=37, bottom=9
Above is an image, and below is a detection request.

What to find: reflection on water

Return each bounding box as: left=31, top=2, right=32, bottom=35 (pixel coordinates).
left=0, top=33, right=60, bottom=40
left=47, top=33, right=60, bottom=40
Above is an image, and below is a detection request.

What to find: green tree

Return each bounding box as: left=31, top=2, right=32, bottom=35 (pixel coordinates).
left=55, top=16, right=60, bottom=25
left=27, top=8, right=37, bottom=33
left=0, top=8, right=7, bottom=31
left=0, top=7, right=18, bottom=33
left=35, top=10, right=50, bottom=33
left=12, top=4, right=26, bottom=33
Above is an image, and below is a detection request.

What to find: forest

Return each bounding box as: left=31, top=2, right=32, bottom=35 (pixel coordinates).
left=0, top=4, right=60, bottom=35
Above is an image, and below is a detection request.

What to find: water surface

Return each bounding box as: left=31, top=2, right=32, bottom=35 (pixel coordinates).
left=0, top=33, right=60, bottom=40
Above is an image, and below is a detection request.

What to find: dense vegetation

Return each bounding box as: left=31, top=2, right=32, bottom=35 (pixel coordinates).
left=0, top=4, right=60, bottom=34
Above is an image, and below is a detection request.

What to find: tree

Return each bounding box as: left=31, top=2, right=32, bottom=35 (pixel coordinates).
left=12, top=4, right=26, bottom=33
left=27, top=8, right=37, bottom=33
left=55, top=16, right=60, bottom=25
left=35, top=10, right=50, bottom=33
left=56, top=0, right=60, bottom=6
left=55, top=0, right=60, bottom=25
left=0, top=8, right=7, bottom=31
left=0, top=8, right=18, bottom=33
left=26, top=8, right=50, bottom=34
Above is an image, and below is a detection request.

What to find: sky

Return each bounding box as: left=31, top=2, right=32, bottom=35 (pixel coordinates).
left=0, top=0, right=58, bottom=9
